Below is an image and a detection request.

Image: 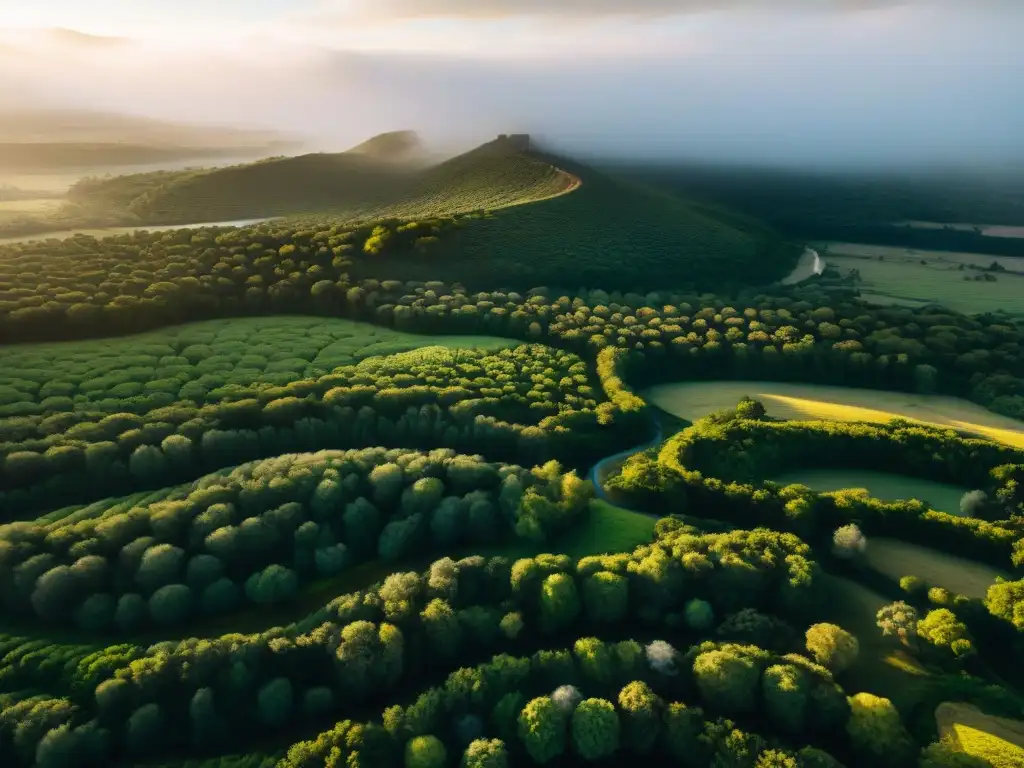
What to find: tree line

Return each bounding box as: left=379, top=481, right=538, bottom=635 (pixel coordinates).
left=0, top=448, right=591, bottom=632
left=609, top=405, right=1022, bottom=571
left=0, top=526, right=820, bottom=766
left=0, top=345, right=630, bottom=518
left=2, top=219, right=1024, bottom=422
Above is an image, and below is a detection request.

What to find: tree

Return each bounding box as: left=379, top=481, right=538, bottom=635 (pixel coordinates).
left=245, top=565, right=298, bottom=606
left=551, top=685, right=582, bottom=715
left=148, top=583, right=192, bottom=625
left=539, top=573, right=580, bottom=632
left=135, top=544, right=185, bottom=592
left=986, top=578, right=1024, bottom=630
left=257, top=677, right=294, bottom=729
left=684, top=598, right=714, bottom=632
left=805, top=623, right=859, bottom=672
left=761, top=664, right=808, bottom=734
left=421, top=598, right=463, bottom=661
left=646, top=640, right=679, bottom=676
left=959, top=490, right=989, bottom=519
left=518, top=696, right=567, bottom=764
left=662, top=702, right=705, bottom=765
left=833, top=524, right=866, bottom=559
left=735, top=397, right=767, bottom=420
left=405, top=734, right=446, bottom=768
left=582, top=571, right=628, bottom=624
left=125, top=704, right=165, bottom=756
left=876, top=601, right=919, bottom=643
left=618, top=681, right=661, bottom=752
left=846, top=693, right=914, bottom=766
left=917, top=609, right=971, bottom=655
left=462, top=738, right=508, bottom=768
left=571, top=698, right=620, bottom=761
left=692, top=650, right=759, bottom=715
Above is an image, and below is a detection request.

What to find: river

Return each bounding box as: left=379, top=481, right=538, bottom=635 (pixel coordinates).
left=0, top=217, right=275, bottom=246
left=781, top=247, right=824, bottom=285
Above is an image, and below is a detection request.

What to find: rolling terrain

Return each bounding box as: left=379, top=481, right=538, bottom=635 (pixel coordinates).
left=4, top=129, right=1024, bottom=768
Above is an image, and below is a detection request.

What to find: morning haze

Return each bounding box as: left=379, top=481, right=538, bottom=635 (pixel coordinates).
left=0, top=0, right=1021, bottom=170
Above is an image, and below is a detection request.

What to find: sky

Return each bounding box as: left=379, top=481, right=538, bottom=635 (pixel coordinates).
left=1, top=0, right=1023, bottom=169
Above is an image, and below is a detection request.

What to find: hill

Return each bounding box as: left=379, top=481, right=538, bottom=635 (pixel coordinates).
left=57, top=134, right=573, bottom=228
left=345, top=130, right=424, bottom=161
left=352, top=144, right=800, bottom=292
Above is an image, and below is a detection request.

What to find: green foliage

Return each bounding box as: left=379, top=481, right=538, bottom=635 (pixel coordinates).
left=846, top=692, right=915, bottom=766
left=571, top=698, right=620, bottom=761
left=804, top=623, right=859, bottom=673
left=462, top=738, right=508, bottom=768
left=405, top=735, right=446, bottom=768
left=0, top=448, right=591, bottom=629
left=518, top=696, right=567, bottom=764
left=692, top=649, right=760, bottom=716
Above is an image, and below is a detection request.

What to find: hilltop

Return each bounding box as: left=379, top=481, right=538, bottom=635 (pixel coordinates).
left=345, top=130, right=425, bottom=161
left=1, top=131, right=798, bottom=291
left=351, top=141, right=799, bottom=292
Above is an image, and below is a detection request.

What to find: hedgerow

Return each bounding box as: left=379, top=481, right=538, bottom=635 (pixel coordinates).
left=609, top=407, right=1023, bottom=569
left=0, top=342, right=616, bottom=516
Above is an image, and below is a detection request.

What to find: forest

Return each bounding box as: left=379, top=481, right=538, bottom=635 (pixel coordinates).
left=2, top=136, right=1024, bottom=768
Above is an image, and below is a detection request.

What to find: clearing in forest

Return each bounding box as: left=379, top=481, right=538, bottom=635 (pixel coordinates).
left=863, top=538, right=1008, bottom=600
left=644, top=380, right=1024, bottom=448
left=936, top=702, right=1024, bottom=768
left=771, top=469, right=968, bottom=515
left=821, top=241, right=1024, bottom=316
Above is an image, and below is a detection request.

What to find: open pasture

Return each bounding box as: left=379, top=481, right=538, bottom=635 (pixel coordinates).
left=772, top=469, right=968, bottom=515
left=864, top=538, right=1007, bottom=599
left=0, top=315, right=517, bottom=416
left=821, top=241, right=1024, bottom=316
left=818, top=574, right=933, bottom=713
left=937, top=702, right=1024, bottom=767
left=898, top=221, right=1024, bottom=240
left=643, top=380, right=1024, bottom=448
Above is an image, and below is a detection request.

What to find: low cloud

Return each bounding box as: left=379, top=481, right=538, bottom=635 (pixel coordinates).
left=341, top=0, right=1008, bottom=20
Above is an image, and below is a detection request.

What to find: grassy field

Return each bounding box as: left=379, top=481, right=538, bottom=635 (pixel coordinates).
left=818, top=574, right=933, bottom=713
left=821, top=241, right=1024, bottom=316
left=937, top=702, right=1024, bottom=767
left=772, top=469, right=968, bottom=515
left=863, top=538, right=1008, bottom=600
left=0, top=316, right=517, bottom=411
left=644, top=380, right=1024, bottom=448
left=899, top=221, right=1024, bottom=240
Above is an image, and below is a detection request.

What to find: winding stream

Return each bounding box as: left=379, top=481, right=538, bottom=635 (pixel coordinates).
left=587, top=413, right=663, bottom=509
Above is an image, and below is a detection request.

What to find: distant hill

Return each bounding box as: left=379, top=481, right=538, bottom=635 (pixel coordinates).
left=65, top=133, right=574, bottom=226
left=4, top=132, right=798, bottom=291
left=346, top=130, right=424, bottom=162
left=0, top=109, right=298, bottom=171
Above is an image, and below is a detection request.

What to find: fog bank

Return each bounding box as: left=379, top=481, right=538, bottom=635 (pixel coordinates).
left=1, top=4, right=1022, bottom=170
